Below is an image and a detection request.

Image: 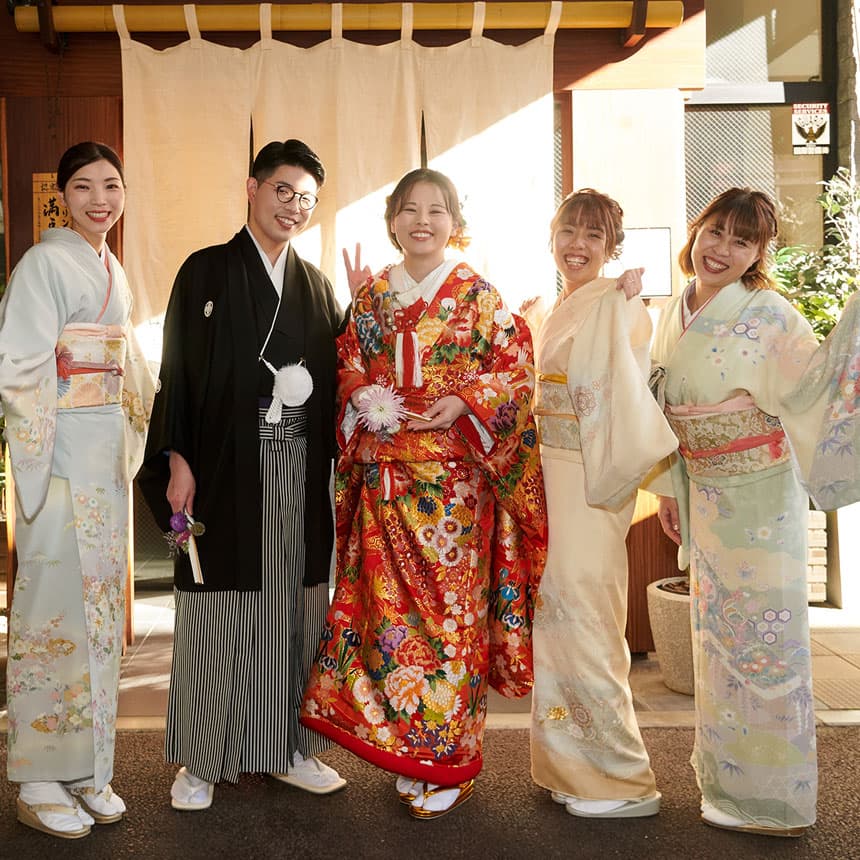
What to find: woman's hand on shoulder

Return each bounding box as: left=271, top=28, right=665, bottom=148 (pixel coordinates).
left=519, top=296, right=541, bottom=315
left=343, top=243, right=372, bottom=300
left=519, top=295, right=546, bottom=332
left=616, top=267, right=645, bottom=300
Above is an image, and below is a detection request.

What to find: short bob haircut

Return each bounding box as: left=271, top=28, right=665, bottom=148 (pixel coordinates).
left=251, top=139, right=326, bottom=187
left=57, top=142, right=125, bottom=192
left=384, top=168, right=468, bottom=252
left=679, top=187, right=778, bottom=291
left=550, top=189, right=625, bottom=261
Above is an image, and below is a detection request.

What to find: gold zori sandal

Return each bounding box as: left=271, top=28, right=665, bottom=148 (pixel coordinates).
left=409, top=780, right=475, bottom=820
left=16, top=797, right=91, bottom=839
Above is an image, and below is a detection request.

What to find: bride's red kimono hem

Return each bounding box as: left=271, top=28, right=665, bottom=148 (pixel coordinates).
left=301, top=715, right=483, bottom=784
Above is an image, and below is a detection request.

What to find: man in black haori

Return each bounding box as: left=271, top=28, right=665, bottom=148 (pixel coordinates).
left=139, top=139, right=345, bottom=809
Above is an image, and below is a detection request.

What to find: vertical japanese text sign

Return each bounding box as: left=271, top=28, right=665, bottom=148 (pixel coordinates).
left=32, top=173, right=70, bottom=243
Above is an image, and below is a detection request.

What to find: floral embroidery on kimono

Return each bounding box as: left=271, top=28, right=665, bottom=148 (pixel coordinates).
left=301, top=262, right=547, bottom=784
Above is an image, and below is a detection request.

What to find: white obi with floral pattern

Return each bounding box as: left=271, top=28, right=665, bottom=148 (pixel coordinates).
left=55, top=323, right=126, bottom=409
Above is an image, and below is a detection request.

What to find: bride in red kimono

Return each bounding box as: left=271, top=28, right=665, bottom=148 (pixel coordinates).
left=301, top=168, right=547, bottom=818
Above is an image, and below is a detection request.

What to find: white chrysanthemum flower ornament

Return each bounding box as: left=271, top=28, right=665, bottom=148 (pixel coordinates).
left=357, top=384, right=408, bottom=433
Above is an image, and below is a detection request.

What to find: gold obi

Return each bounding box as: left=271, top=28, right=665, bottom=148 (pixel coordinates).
left=665, top=405, right=788, bottom=479
left=55, top=324, right=126, bottom=409
left=534, top=372, right=581, bottom=450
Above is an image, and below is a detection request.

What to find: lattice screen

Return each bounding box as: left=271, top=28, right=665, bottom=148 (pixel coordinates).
left=554, top=98, right=563, bottom=207
left=685, top=106, right=778, bottom=225
left=554, top=99, right=563, bottom=293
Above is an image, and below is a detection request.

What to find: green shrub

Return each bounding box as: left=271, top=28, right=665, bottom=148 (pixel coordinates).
left=772, top=167, right=860, bottom=340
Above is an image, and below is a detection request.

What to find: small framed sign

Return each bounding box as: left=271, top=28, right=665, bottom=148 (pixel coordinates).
left=32, top=172, right=69, bottom=243
left=604, top=226, right=673, bottom=298
left=792, top=103, right=830, bottom=155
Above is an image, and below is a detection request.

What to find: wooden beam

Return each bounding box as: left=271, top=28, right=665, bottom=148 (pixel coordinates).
left=621, top=0, right=648, bottom=47
left=15, top=2, right=685, bottom=34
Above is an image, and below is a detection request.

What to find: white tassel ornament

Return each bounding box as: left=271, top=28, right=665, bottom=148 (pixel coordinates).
left=263, top=361, right=313, bottom=424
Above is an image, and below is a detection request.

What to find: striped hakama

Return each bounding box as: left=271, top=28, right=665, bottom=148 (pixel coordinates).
left=165, top=406, right=330, bottom=783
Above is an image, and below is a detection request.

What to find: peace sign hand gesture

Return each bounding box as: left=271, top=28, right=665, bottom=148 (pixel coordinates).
left=343, top=243, right=373, bottom=299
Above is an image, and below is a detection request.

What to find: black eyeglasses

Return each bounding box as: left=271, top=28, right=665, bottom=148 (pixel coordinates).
left=261, top=180, right=319, bottom=211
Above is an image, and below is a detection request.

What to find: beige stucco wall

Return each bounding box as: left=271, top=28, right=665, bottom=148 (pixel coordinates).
left=568, top=88, right=688, bottom=298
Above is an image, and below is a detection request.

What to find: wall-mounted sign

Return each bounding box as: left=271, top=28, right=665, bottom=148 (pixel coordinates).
left=604, top=227, right=673, bottom=298
left=792, top=103, right=830, bottom=155
left=32, top=172, right=69, bottom=243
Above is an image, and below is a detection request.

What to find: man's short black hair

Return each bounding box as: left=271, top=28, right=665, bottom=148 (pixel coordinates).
left=251, top=139, right=325, bottom=187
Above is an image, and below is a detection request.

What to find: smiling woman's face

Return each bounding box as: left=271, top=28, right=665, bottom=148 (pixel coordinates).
left=58, top=158, right=125, bottom=251
left=691, top=217, right=762, bottom=292
left=551, top=219, right=607, bottom=293
left=389, top=181, right=454, bottom=271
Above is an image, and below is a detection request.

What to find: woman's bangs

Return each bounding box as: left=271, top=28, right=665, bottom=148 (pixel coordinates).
left=558, top=197, right=607, bottom=234
left=718, top=208, right=766, bottom=248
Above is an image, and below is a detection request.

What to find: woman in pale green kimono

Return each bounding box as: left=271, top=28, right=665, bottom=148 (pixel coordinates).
left=652, top=188, right=858, bottom=837
left=0, top=142, right=154, bottom=839
left=526, top=190, right=677, bottom=818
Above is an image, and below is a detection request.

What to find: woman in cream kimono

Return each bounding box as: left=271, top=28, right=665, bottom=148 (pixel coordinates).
left=0, top=142, right=154, bottom=839
left=526, top=190, right=677, bottom=818
left=652, top=187, right=860, bottom=837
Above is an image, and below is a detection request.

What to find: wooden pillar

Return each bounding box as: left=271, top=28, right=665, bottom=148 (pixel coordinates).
left=625, top=489, right=679, bottom=653
left=4, top=445, right=16, bottom=597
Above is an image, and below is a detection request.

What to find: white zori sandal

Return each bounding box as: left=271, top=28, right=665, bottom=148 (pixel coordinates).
left=17, top=781, right=94, bottom=839
left=68, top=780, right=127, bottom=824
left=552, top=790, right=661, bottom=819
left=170, top=767, right=214, bottom=811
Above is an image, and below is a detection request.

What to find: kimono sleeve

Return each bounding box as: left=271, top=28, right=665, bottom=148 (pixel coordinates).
left=642, top=296, right=683, bottom=500
left=782, top=291, right=860, bottom=509
left=120, top=320, right=156, bottom=482
left=453, top=300, right=548, bottom=698
left=567, top=289, right=678, bottom=509
left=0, top=247, right=69, bottom=518
left=335, top=286, right=374, bottom=452
left=454, top=292, right=535, bottom=458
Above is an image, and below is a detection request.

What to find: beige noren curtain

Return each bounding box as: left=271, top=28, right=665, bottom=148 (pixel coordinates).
left=251, top=3, right=420, bottom=305
left=117, top=1, right=559, bottom=327
left=422, top=2, right=559, bottom=311
left=115, top=4, right=253, bottom=326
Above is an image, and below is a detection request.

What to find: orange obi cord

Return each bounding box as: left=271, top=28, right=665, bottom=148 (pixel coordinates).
left=56, top=345, right=124, bottom=380
left=538, top=372, right=567, bottom=384
left=680, top=429, right=786, bottom=461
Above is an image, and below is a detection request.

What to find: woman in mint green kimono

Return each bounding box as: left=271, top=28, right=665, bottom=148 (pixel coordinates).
left=652, top=187, right=860, bottom=838
left=1, top=142, right=154, bottom=839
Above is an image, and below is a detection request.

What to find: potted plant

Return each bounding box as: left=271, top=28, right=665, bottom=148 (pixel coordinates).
left=646, top=573, right=695, bottom=695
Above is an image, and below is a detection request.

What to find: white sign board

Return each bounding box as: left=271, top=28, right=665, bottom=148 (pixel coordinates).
left=604, top=227, right=673, bottom=298
left=792, top=102, right=830, bottom=155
